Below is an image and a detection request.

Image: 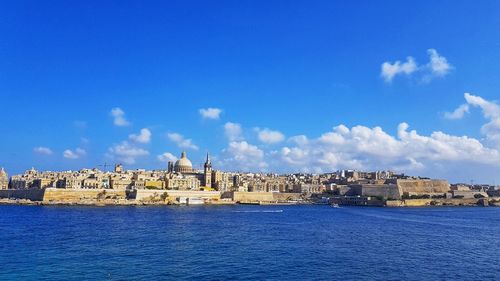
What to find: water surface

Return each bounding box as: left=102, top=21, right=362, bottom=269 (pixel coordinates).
left=0, top=205, right=499, bottom=280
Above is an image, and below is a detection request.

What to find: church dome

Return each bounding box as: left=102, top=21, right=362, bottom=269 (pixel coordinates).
left=0, top=168, right=7, bottom=179
left=174, top=152, right=193, bottom=173
left=0, top=168, right=7, bottom=186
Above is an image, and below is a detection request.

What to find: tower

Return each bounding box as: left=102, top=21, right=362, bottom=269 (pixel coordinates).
left=114, top=164, right=123, bottom=173
left=204, top=153, right=212, bottom=188
left=0, top=167, right=8, bottom=189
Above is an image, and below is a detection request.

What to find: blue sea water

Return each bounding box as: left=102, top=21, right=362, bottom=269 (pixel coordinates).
left=0, top=205, right=499, bottom=280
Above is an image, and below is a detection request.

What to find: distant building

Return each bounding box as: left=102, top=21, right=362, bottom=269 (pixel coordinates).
left=203, top=153, right=212, bottom=188
left=0, top=168, right=8, bottom=189
left=114, top=164, right=123, bottom=173
left=174, top=152, right=194, bottom=173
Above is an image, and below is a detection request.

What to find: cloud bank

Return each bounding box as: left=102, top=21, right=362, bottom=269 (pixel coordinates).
left=215, top=93, right=500, bottom=182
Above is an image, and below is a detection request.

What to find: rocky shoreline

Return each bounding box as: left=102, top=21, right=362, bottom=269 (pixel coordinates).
left=0, top=198, right=241, bottom=206
left=2, top=197, right=499, bottom=207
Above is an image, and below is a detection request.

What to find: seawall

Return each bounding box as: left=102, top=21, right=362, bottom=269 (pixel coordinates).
left=0, top=188, right=127, bottom=202
left=232, top=192, right=301, bottom=203
left=133, top=190, right=221, bottom=202
left=386, top=198, right=486, bottom=207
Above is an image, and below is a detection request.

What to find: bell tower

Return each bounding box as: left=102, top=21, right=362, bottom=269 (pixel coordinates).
left=204, top=153, right=212, bottom=188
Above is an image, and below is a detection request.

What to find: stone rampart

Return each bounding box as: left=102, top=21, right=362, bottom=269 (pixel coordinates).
left=134, top=190, right=220, bottom=202
left=397, top=179, right=450, bottom=194
left=43, top=188, right=127, bottom=202
left=272, top=193, right=302, bottom=201
left=233, top=192, right=275, bottom=202
left=0, top=189, right=46, bottom=201
left=338, top=185, right=362, bottom=196
left=0, top=188, right=127, bottom=202
left=361, top=184, right=401, bottom=200
left=387, top=198, right=481, bottom=207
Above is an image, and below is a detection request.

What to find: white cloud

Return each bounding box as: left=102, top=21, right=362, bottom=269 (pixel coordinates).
left=110, top=107, right=131, bottom=127
left=129, top=128, right=152, bottom=144
left=381, top=57, right=418, bottom=82
left=212, top=111, right=500, bottom=180
left=33, top=147, right=53, bottom=155
left=256, top=128, right=285, bottom=144
left=427, top=49, right=452, bottom=77
left=444, top=104, right=469, bottom=120
left=157, top=152, right=178, bottom=163
left=288, top=135, right=309, bottom=146
left=63, top=148, right=86, bottom=160
left=167, top=133, right=199, bottom=150
left=462, top=93, right=500, bottom=148
left=199, top=108, right=222, bottom=120
left=242, top=93, right=500, bottom=180
left=219, top=141, right=268, bottom=171
left=381, top=49, right=452, bottom=83
left=275, top=122, right=500, bottom=176
left=63, top=150, right=79, bottom=160
left=107, top=141, right=149, bottom=165
left=224, top=122, right=243, bottom=141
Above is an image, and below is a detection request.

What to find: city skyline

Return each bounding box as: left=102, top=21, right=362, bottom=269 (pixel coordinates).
left=1, top=1, right=500, bottom=183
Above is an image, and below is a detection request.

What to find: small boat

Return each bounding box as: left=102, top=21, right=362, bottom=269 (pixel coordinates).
left=331, top=203, right=340, bottom=208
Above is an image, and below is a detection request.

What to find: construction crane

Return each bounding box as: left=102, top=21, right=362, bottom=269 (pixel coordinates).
left=98, top=163, right=113, bottom=171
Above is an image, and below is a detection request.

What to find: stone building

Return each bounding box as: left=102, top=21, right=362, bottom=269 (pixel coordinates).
left=114, top=164, right=123, bottom=173
left=166, top=174, right=200, bottom=190
left=203, top=153, right=212, bottom=188
left=174, top=152, right=194, bottom=173
left=0, top=168, right=8, bottom=189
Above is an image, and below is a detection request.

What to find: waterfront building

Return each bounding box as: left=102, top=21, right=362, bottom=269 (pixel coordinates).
left=3, top=150, right=456, bottom=203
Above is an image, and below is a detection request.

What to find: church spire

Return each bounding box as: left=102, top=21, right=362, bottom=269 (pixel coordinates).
left=204, top=152, right=212, bottom=169
left=203, top=152, right=212, bottom=188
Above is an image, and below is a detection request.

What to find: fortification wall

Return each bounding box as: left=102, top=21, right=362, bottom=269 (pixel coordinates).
left=43, top=188, right=127, bottom=202
left=0, top=189, right=46, bottom=201
left=387, top=198, right=481, bottom=207
left=361, top=184, right=401, bottom=200
left=397, top=179, right=450, bottom=194
left=272, top=193, right=302, bottom=201
left=134, top=190, right=220, bottom=202
left=0, top=188, right=128, bottom=202
left=233, top=192, right=275, bottom=202
left=338, top=185, right=362, bottom=196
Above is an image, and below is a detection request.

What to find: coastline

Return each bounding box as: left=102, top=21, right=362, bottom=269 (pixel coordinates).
left=1, top=197, right=499, bottom=208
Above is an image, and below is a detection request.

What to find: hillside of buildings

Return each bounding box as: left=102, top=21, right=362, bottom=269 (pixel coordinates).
left=1, top=152, right=499, bottom=207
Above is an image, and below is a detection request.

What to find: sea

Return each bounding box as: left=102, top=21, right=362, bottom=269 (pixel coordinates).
left=0, top=205, right=499, bottom=280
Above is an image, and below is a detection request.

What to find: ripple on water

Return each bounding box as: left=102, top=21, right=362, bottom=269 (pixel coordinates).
left=0, top=205, right=499, bottom=280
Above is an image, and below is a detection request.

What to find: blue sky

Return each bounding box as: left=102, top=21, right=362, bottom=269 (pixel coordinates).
left=1, top=1, right=500, bottom=183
